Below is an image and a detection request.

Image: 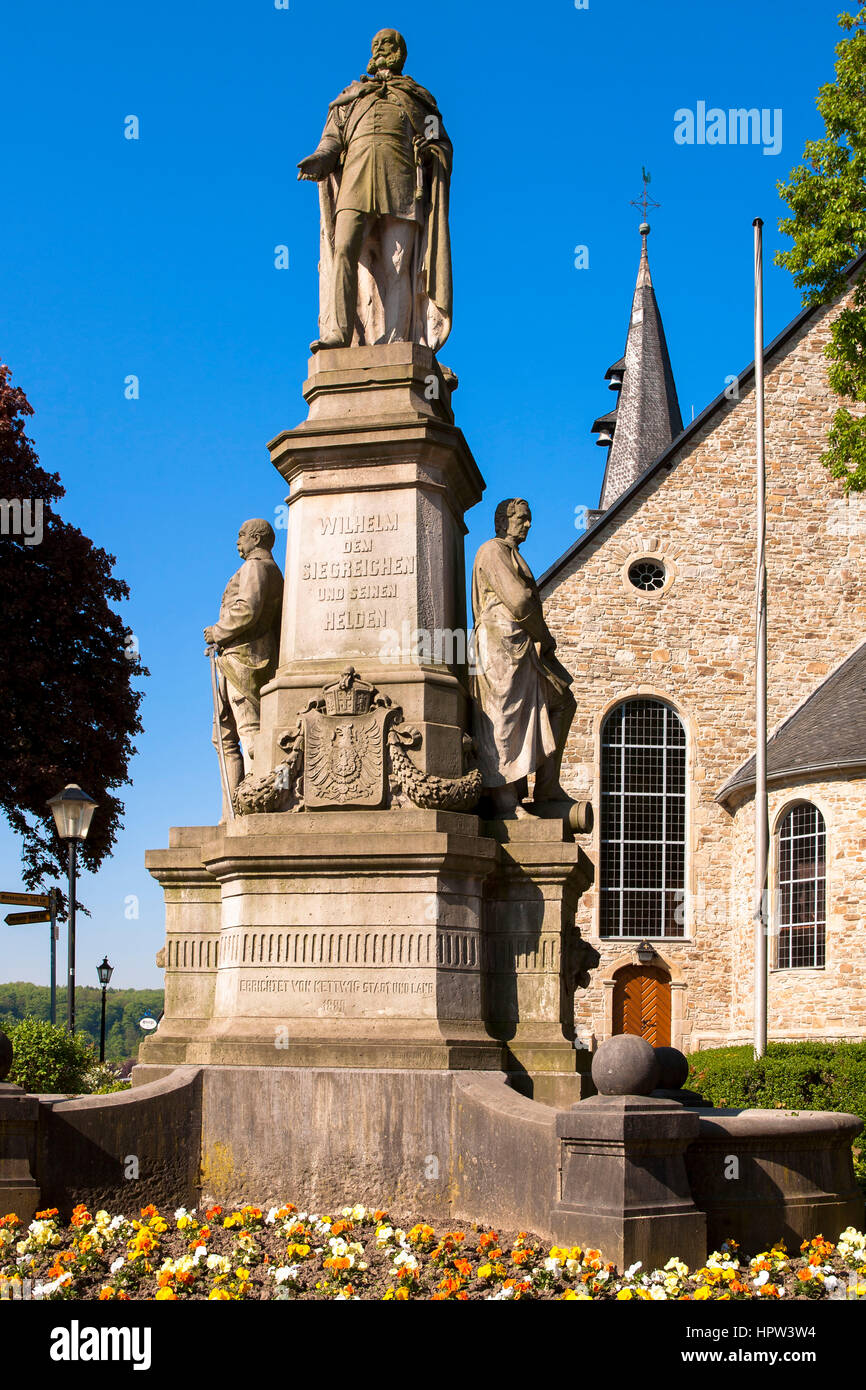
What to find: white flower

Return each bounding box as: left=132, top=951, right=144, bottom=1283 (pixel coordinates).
left=649, top=1286, right=667, bottom=1300
left=272, top=1265, right=301, bottom=1285
left=350, top=1205, right=367, bottom=1222
left=543, top=1257, right=561, bottom=1272
left=192, top=1246, right=208, bottom=1265
left=109, top=1257, right=125, bottom=1274
left=376, top=1226, right=395, bottom=1247
left=32, top=1273, right=72, bottom=1298
left=206, top=1254, right=231, bottom=1274
left=265, top=1207, right=280, bottom=1225
left=752, top=1270, right=769, bottom=1286
left=174, top=1207, right=191, bottom=1221
left=486, top=1285, right=515, bottom=1300
left=824, top=1275, right=839, bottom=1290
left=624, top=1262, right=642, bottom=1281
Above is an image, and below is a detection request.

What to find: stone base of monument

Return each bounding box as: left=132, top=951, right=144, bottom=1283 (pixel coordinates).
left=138, top=808, right=594, bottom=1099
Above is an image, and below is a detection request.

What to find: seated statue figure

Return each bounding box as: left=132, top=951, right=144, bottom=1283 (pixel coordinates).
left=470, top=498, right=576, bottom=818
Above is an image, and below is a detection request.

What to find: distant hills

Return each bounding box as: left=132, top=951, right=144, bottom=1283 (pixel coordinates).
left=0, top=981, right=165, bottom=1063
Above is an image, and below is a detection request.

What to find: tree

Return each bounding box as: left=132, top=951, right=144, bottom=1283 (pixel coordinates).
left=776, top=4, right=866, bottom=491
left=0, top=361, right=147, bottom=888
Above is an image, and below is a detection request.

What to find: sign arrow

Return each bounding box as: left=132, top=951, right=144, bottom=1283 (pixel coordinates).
left=4, top=910, right=51, bottom=926
left=0, top=891, right=51, bottom=908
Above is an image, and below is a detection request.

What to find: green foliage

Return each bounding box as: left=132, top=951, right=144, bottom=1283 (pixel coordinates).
left=687, top=1041, right=866, bottom=1185
left=775, top=4, right=866, bottom=491
left=0, top=981, right=163, bottom=1064
left=5, top=1017, right=96, bottom=1093
left=0, top=360, right=148, bottom=890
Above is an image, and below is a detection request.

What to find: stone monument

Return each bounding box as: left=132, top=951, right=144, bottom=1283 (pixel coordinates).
left=135, top=34, right=597, bottom=1218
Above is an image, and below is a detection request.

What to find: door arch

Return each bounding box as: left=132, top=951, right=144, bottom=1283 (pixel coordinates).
left=612, top=964, right=671, bottom=1046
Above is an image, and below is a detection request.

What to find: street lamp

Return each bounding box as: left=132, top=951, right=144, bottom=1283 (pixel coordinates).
left=96, top=955, right=114, bottom=1062
left=46, top=784, right=97, bottom=1035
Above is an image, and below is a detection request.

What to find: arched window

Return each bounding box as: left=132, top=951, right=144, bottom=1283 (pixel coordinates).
left=600, top=698, right=686, bottom=938
left=776, top=803, right=826, bottom=969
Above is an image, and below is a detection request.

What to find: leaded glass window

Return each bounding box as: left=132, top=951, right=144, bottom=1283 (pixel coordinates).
left=600, top=699, right=686, bottom=938
left=776, top=803, right=826, bottom=969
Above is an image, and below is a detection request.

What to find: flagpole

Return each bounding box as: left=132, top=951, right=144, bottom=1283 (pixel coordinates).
left=753, top=217, right=769, bottom=1059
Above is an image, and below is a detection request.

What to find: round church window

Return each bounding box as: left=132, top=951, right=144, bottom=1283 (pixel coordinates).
left=628, top=559, right=666, bottom=592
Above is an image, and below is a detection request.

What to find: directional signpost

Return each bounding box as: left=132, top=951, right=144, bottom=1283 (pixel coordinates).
left=1, top=889, right=60, bottom=1024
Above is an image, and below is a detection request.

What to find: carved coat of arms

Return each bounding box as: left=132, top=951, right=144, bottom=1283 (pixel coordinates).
left=302, top=669, right=390, bottom=809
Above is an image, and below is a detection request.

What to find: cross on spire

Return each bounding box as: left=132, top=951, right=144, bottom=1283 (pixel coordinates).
left=630, top=166, right=661, bottom=231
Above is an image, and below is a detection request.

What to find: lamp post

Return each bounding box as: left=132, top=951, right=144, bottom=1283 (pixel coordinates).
left=96, top=955, right=114, bottom=1062
left=46, top=784, right=97, bottom=1035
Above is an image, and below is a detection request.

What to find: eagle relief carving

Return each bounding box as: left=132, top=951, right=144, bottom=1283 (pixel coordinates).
left=302, top=668, right=391, bottom=809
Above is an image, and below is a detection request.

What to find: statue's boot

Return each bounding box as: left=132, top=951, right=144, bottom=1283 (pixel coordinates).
left=532, top=754, right=572, bottom=806
left=310, top=334, right=350, bottom=353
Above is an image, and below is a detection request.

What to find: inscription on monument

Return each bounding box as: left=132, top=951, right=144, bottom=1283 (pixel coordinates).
left=299, top=508, right=416, bottom=641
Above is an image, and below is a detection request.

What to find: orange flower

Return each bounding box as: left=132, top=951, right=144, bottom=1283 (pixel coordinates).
left=331, top=1220, right=351, bottom=1237
left=205, top=1205, right=222, bottom=1220
left=453, top=1258, right=473, bottom=1278
left=98, top=1287, right=116, bottom=1300
left=70, top=1204, right=92, bottom=1227
left=140, top=1204, right=159, bottom=1220
left=35, top=1208, right=59, bottom=1220
left=0, top=1214, right=20, bottom=1228
left=373, top=1209, right=389, bottom=1222
left=157, top=1270, right=174, bottom=1288
left=512, top=1248, right=531, bottom=1266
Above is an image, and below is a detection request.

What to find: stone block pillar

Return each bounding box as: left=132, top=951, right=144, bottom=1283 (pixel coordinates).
left=483, top=817, right=596, bottom=1106
left=552, top=1094, right=706, bottom=1269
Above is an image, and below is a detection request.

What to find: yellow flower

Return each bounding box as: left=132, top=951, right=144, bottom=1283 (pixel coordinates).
left=616, top=1289, right=634, bottom=1300
left=693, top=1286, right=712, bottom=1301
left=154, top=1287, right=177, bottom=1300
left=477, top=1263, right=493, bottom=1280
left=208, top=1289, right=231, bottom=1300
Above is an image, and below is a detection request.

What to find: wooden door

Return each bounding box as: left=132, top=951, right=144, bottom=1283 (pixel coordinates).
left=612, top=965, right=671, bottom=1046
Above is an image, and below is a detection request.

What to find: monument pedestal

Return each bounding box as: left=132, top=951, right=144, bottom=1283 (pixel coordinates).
left=258, top=344, right=482, bottom=781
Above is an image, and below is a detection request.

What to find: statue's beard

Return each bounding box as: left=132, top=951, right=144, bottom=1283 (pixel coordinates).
left=368, top=53, right=403, bottom=76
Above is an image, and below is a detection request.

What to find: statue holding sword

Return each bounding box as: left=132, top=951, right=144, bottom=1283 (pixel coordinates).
left=204, top=519, right=284, bottom=821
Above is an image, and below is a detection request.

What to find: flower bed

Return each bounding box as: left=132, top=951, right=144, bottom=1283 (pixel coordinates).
left=2, top=1205, right=866, bottom=1300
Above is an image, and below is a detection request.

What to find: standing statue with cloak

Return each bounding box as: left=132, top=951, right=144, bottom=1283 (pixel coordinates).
left=297, top=28, right=452, bottom=354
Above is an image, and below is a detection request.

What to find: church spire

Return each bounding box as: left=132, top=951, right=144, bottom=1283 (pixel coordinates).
left=591, top=178, right=683, bottom=511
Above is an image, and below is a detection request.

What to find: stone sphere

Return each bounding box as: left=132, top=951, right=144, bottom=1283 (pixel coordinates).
left=654, top=1046, right=689, bottom=1091
left=0, top=1029, right=12, bottom=1082
left=591, top=1035, right=660, bottom=1096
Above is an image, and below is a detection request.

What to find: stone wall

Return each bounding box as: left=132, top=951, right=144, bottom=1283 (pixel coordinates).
left=541, top=292, right=866, bottom=1048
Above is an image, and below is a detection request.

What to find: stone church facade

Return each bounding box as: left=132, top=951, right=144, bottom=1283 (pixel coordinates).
left=540, top=232, right=866, bottom=1052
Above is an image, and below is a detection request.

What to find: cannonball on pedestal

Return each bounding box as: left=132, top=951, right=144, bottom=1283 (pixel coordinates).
left=0, top=1028, right=12, bottom=1082
left=591, top=1034, right=660, bottom=1096
left=653, top=1046, right=689, bottom=1091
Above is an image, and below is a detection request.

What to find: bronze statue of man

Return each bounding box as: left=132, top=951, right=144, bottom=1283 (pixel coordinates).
left=297, top=28, right=452, bottom=353
left=470, top=500, right=576, bottom=818
left=204, top=519, right=284, bottom=817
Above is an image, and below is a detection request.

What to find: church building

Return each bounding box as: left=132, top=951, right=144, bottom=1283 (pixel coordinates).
left=539, top=223, right=866, bottom=1052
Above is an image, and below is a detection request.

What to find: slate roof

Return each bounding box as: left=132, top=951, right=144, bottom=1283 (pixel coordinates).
left=594, top=229, right=683, bottom=510
left=539, top=247, right=866, bottom=595
left=717, top=640, right=866, bottom=805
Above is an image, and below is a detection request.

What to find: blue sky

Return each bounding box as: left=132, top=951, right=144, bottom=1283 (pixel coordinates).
left=0, top=0, right=850, bottom=988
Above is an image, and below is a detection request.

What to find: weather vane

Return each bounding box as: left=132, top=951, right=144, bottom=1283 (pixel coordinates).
left=630, top=166, right=661, bottom=229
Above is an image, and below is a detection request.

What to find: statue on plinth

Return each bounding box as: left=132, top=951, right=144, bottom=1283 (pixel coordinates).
left=470, top=499, right=576, bottom=818
left=204, top=519, right=283, bottom=816
left=297, top=27, right=452, bottom=354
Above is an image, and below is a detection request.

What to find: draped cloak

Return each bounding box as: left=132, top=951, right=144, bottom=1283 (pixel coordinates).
left=470, top=539, right=573, bottom=788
